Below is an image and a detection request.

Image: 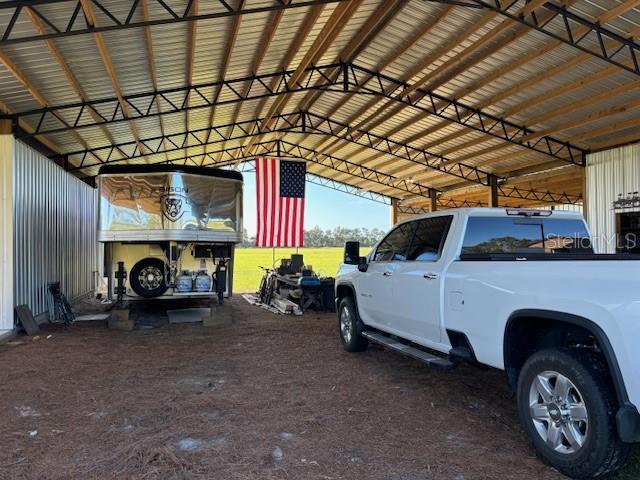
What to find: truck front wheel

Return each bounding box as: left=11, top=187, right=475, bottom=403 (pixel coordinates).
left=517, top=348, right=631, bottom=479
left=337, top=296, right=368, bottom=352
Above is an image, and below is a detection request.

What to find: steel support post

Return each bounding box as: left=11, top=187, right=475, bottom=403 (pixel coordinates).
left=0, top=120, right=14, bottom=332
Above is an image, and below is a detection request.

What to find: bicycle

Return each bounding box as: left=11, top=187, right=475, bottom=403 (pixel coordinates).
left=257, top=266, right=277, bottom=306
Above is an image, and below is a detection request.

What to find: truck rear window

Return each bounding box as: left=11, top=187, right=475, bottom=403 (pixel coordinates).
left=461, top=217, right=593, bottom=255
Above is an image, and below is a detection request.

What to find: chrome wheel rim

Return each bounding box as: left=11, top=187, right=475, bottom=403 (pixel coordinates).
left=340, top=306, right=353, bottom=343
left=138, top=266, right=163, bottom=291
left=529, top=370, right=589, bottom=454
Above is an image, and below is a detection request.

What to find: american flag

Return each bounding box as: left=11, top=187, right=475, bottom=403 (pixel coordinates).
left=255, top=157, right=306, bottom=247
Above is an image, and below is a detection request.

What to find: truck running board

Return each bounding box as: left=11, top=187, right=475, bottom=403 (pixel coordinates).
left=362, top=331, right=457, bottom=370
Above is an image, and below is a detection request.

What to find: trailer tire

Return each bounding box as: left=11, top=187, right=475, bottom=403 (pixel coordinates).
left=129, top=257, right=168, bottom=298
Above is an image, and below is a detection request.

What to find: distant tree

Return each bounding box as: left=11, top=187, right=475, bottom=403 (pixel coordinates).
left=238, top=226, right=384, bottom=248
left=241, top=228, right=255, bottom=247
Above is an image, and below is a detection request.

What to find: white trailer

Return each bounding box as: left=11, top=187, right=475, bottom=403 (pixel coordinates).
left=97, top=165, right=243, bottom=303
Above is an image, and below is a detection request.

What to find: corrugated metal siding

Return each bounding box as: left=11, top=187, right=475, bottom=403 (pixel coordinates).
left=587, top=143, right=640, bottom=253
left=540, top=204, right=584, bottom=213
left=13, top=141, right=99, bottom=320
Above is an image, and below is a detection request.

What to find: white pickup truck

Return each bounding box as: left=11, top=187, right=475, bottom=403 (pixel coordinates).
left=335, top=208, right=640, bottom=479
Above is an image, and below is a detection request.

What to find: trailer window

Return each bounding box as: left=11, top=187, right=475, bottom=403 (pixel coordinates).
left=462, top=217, right=592, bottom=255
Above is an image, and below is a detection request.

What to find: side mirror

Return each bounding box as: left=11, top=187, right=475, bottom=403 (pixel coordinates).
left=357, top=258, right=368, bottom=272
left=343, top=241, right=360, bottom=265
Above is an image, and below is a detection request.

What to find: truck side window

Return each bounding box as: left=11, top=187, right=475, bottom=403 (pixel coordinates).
left=462, top=217, right=593, bottom=254
left=373, top=222, right=415, bottom=262
left=407, top=215, right=453, bottom=261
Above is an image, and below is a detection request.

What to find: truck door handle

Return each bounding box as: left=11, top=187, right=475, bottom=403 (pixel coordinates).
left=423, top=272, right=439, bottom=280
left=383, top=271, right=393, bottom=277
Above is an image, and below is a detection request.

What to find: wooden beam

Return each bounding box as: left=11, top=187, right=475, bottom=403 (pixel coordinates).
left=408, top=2, right=638, bottom=149
left=220, top=0, right=290, bottom=161
left=242, top=0, right=364, bottom=156
left=250, top=5, right=325, bottom=123
left=235, top=5, right=326, bottom=161
left=589, top=128, right=640, bottom=151
left=523, top=78, right=640, bottom=128
left=573, top=116, right=640, bottom=143
left=488, top=174, right=499, bottom=207
left=318, top=1, right=576, bottom=182
left=351, top=0, right=639, bottom=177
left=206, top=0, right=245, bottom=160
left=272, top=0, right=407, bottom=166
left=185, top=0, right=199, bottom=165
left=0, top=99, right=61, bottom=154
left=25, top=6, right=122, bottom=159
left=0, top=119, right=11, bottom=135
left=349, top=10, right=497, bottom=132
left=430, top=191, right=438, bottom=212
left=521, top=96, right=640, bottom=143
left=329, top=1, right=567, bottom=161
left=0, top=48, right=88, bottom=166
left=391, top=197, right=399, bottom=225
left=79, top=0, right=148, bottom=161
left=298, top=0, right=406, bottom=113
left=141, top=0, right=170, bottom=164
left=598, top=0, right=640, bottom=25
left=308, top=5, right=454, bottom=158
left=310, top=5, right=462, bottom=178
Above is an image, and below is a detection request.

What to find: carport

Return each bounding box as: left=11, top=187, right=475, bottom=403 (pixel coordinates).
left=3, top=1, right=640, bottom=331
left=5, top=0, right=640, bottom=331
left=5, top=0, right=640, bottom=322
left=1, top=1, right=640, bottom=477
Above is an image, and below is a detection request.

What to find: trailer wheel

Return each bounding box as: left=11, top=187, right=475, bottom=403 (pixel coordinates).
left=129, top=257, right=168, bottom=298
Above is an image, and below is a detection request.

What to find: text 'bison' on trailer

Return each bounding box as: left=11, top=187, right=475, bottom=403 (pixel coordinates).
left=97, top=165, right=243, bottom=305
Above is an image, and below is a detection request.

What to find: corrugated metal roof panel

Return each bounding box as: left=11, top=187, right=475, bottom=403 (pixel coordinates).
left=0, top=0, right=638, bottom=205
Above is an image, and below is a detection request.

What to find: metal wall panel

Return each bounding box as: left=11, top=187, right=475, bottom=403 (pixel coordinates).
left=540, top=204, right=584, bottom=213
left=587, top=143, right=640, bottom=254
left=13, top=141, right=98, bottom=320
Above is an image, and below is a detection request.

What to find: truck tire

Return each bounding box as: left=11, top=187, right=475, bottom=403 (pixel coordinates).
left=517, top=348, right=631, bottom=479
left=337, top=296, right=368, bottom=352
left=129, top=257, right=168, bottom=298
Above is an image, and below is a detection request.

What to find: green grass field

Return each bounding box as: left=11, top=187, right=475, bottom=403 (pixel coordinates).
left=233, top=246, right=369, bottom=293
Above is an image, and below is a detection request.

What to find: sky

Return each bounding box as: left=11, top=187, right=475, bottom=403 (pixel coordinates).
left=241, top=171, right=391, bottom=237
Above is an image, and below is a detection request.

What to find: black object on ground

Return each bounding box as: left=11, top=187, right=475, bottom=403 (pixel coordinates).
left=321, top=278, right=336, bottom=312
left=14, top=304, right=40, bottom=335
left=48, top=282, right=75, bottom=325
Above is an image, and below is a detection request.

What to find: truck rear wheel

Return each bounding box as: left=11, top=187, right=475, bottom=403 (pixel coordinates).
left=129, top=257, right=168, bottom=298
left=338, top=296, right=368, bottom=352
left=517, top=348, right=631, bottom=479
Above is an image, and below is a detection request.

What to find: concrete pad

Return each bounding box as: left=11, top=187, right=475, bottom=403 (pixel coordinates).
left=203, top=306, right=233, bottom=327
left=167, top=308, right=209, bottom=324
left=108, top=309, right=134, bottom=331
left=75, top=314, right=110, bottom=322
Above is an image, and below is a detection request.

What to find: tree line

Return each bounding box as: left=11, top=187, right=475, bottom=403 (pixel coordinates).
left=241, top=226, right=385, bottom=247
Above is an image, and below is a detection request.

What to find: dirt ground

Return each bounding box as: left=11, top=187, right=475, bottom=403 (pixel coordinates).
left=0, top=298, right=635, bottom=480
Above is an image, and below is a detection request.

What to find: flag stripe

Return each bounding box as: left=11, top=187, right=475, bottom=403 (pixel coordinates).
left=255, top=157, right=305, bottom=247
left=255, top=157, right=262, bottom=246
